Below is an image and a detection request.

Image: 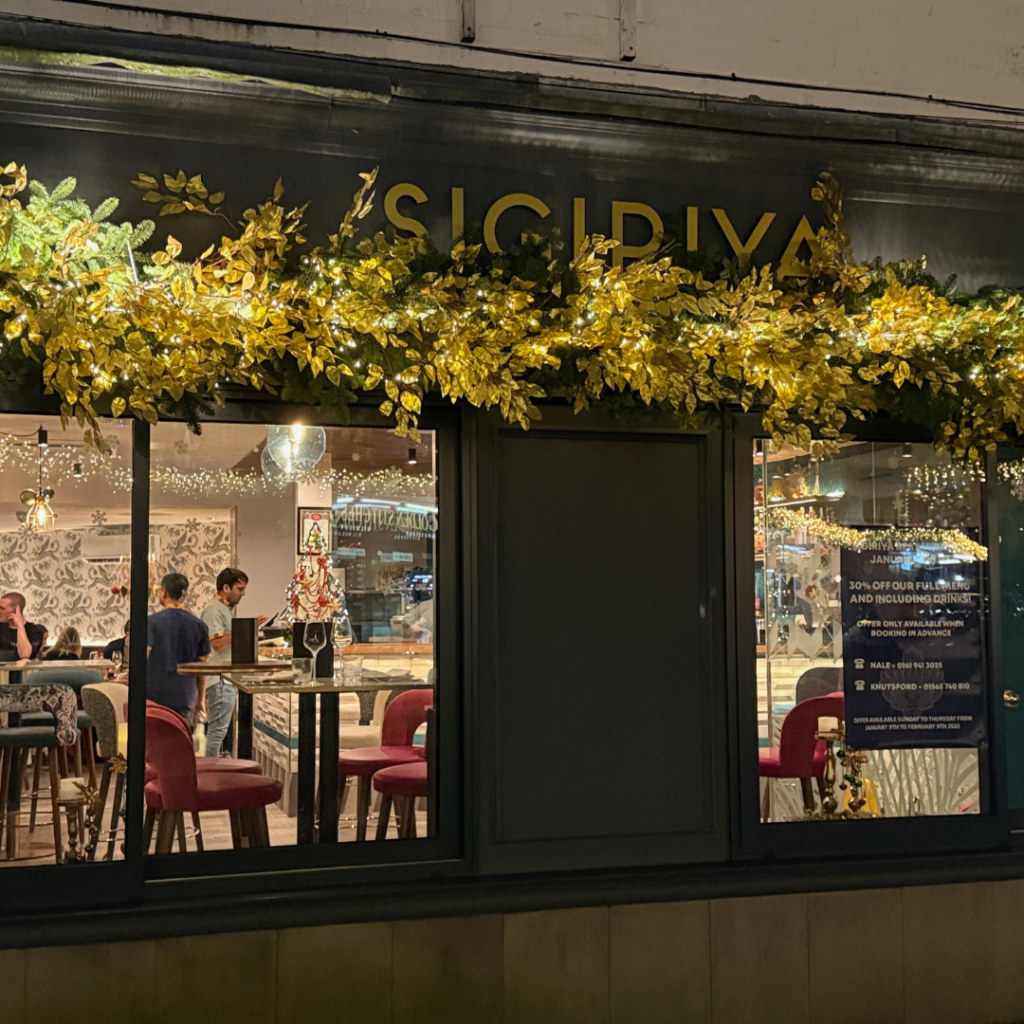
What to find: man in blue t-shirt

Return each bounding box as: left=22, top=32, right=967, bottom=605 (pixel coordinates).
left=147, top=572, right=211, bottom=724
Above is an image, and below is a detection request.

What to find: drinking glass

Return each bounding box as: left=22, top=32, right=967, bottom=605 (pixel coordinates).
left=303, top=622, right=327, bottom=679
left=291, top=657, right=313, bottom=684
left=110, top=650, right=122, bottom=670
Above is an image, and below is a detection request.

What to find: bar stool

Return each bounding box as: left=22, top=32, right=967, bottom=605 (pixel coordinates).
left=337, top=689, right=433, bottom=841
left=145, top=706, right=280, bottom=853
left=373, top=761, right=427, bottom=839
left=144, top=703, right=263, bottom=852
left=22, top=668, right=104, bottom=784
left=0, top=726, right=64, bottom=863
left=81, top=682, right=128, bottom=861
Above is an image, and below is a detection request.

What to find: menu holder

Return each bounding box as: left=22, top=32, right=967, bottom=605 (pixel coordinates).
left=232, top=618, right=259, bottom=665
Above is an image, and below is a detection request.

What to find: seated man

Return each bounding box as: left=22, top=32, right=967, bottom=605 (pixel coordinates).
left=146, top=573, right=210, bottom=726
left=0, top=592, right=46, bottom=660
left=103, top=620, right=130, bottom=661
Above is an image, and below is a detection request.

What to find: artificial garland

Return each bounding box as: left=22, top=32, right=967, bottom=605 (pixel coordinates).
left=1, top=161, right=1024, bottom=460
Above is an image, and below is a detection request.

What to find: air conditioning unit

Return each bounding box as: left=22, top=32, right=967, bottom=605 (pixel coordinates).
left=80, top=528, right=131, bottom=563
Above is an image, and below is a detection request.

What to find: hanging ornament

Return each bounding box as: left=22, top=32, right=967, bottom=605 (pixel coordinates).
left=264, top=425, right=326, bottom=479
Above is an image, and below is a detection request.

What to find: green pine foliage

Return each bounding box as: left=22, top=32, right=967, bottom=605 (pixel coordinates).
left=0, top=176, right=154, bottom=278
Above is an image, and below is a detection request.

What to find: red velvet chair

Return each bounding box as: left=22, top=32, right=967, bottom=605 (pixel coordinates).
left=373, top=761, right=427, bottom=840
left=758, top=693, right=844, bottom=821
left=338, top=688, right=432, bottom=840
left=144, top=706, right=281, bottom=852
left=143, top=702, right=264, bottom=851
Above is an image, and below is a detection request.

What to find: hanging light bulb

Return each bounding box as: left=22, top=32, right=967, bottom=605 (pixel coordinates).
left=264, top=424, right=326, bottom=479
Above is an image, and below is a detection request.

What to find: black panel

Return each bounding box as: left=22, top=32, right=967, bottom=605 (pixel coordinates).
left=479, top=429, right=727, bottom=871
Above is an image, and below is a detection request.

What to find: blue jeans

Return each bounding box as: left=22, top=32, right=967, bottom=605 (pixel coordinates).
left=204, top=679, right=236, bottom=759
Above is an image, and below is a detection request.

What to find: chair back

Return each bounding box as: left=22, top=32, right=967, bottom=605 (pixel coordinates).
left=380, top=688, right=434, bottom=746
left=26, top=668, right=104, bottom=692
left=82, top=683, right=129, bottom=759
left=145, top=705, right=198, bottom=810
left=795, top=667, right=842, bottom=704
left=339, top=693, right=361, bottom=724
left=776, top=693, right=844, bottom=777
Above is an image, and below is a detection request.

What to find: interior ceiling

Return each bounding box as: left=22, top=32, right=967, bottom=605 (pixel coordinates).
left=0, top=415, right=435, bottom=531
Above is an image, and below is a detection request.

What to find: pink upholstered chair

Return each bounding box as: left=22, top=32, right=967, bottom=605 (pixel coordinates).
left=337, top=688, right=432, bottom=840
left=758, top=693, right=844, bottom=821
left=144, top=705, right=281, bottom=852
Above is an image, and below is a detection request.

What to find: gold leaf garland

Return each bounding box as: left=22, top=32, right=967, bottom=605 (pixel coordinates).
left=0, top=163, right=1021, bottom=463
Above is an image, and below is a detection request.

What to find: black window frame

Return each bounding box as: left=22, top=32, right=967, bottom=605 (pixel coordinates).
left=0, top=395, right=467, bottom=914
left=728, top=412, right=1010, bottom=860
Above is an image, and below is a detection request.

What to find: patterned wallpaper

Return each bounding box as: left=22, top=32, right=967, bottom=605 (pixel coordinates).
left=0, top=522, right=234, bottom=645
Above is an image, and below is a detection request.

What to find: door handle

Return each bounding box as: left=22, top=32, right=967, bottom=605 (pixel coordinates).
left=1005, top=689, right=1021, bottom=709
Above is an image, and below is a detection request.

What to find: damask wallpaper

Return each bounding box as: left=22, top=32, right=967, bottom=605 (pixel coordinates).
left=0, top=522, right=234, bottom=645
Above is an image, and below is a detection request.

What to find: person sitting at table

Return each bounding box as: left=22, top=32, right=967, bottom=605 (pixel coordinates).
left=146, top=573, right=210, bottom=726
left=0, top=592, right=46, bottom=660
left=103, top=620, right=130, bottom=661
left=43, top=625, right=82, bottom=661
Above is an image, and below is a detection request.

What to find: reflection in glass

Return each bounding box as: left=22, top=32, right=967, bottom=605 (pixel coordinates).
left=755, top=440, right=985, bottom=823
left=144, top=423, right=437, bottom=852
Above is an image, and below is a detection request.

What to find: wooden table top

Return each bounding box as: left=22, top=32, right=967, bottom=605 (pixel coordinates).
left=223, top=672, right=430, bottom=695
left=176, top=661, right=284, bottom=676
left=0, top=658, right=114, bottom=675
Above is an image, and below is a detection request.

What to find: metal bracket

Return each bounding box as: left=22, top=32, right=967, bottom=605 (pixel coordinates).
left=461, top=0, right=476, bottom=43
left=619, top=0, right=636, bottom=61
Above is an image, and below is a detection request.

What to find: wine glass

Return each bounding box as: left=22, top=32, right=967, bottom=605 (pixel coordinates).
left=303, top=622, right=326, bottom=682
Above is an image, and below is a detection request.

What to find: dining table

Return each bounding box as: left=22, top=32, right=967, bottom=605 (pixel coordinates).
left=180, top=660, right=429, bottom=845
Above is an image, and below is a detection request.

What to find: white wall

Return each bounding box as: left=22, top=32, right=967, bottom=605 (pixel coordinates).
left=7, top=0, right=1024, bottom=123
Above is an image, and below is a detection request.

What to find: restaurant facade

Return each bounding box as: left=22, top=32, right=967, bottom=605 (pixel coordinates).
left=2, top=16, right=1024, bottom=1024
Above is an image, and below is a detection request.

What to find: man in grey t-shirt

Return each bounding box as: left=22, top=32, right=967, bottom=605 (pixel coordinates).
left=200, top=567, right=265, bottom=758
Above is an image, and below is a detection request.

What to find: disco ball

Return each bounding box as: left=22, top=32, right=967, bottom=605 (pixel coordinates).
left=264, top=424, right=326, bottom=478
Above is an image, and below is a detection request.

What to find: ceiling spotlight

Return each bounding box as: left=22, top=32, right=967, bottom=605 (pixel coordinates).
left=72, top=462, right=83, bottom=478
left=407, top=448, right=418, bottom=465
left=902, top=443, right=913, bottom=458
left=37, top=428, right=48, bottom=448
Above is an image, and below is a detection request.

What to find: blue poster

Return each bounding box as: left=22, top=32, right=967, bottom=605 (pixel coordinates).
left=840, top=540, right=986, bottom=749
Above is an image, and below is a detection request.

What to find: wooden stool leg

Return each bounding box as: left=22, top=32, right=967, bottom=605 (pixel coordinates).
left=375, top=793, right=393, bottom=841
left=142, top=806, right=157, bottom=854
left=355, top=776, right=371, bottom=841
left=57, top=747, right=69, bottom=778
left=105, top=774, right=125, bottom=861
left=800, top=777, right=816, bottom=815
left=47, top=750, right=62, bottom=864
left=228, top=809, right=243, bottom=849
left=73, top=739, right=82, bottom=779
left=87, top=763, right=111, bottom=862
left=29, top=750, right=42, bottom=832
left=761, top=777, right=771, bottom=823
left=191, top=812, right=204, bottom=852
left=0, top=748, right=12, bottom=856
left=84, top=732, right=96, bottom=788
left=405, top=797, right=418, bottom=839
left=175, top=812, right=188, bottom=853
left=154, top=809, right=176, bottom=854
left=249, top=807, right=270, bottom=848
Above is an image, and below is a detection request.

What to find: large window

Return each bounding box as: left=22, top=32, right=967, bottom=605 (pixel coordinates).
left=0, top=414, right=439, bottom=870
left=754, top=440, right=986, bottom=823
left=0, top=412, right=134, bottom=867
left=144, top=422, right=437, bottom=854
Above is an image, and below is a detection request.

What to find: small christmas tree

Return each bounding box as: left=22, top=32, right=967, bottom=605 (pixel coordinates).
left=286, top=522, right=343, bottom=622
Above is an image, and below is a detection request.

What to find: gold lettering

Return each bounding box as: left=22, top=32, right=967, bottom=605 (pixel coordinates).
left=573, top=197, right=586, bottom=257
left=611, top=201, right=664, bottom=268
left=484, top=193, right=551, bottom=253
left=777, top=215, right=822, bottom=278
left=686, top=206, right=698, bottom=252
left=383, top=183, right=428, bottom=237
left=451, top=186, right=465, bottom=243
left=712, top=209, right=776, bottom=268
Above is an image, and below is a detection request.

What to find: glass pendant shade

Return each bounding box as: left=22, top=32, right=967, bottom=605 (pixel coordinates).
left=264, top=425, right=326, bottom=478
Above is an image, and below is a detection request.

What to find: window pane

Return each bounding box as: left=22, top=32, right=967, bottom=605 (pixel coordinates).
left=144, top=423, right=436, bottom=854
left=0, top=412, right=134, bottom=865
left=754, top=440, right=985, bottom=822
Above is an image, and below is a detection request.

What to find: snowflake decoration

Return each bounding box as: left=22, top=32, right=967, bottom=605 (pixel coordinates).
left=91, top=509, right=107, bottom=525
left=185, top=518, right=200, bottom=532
